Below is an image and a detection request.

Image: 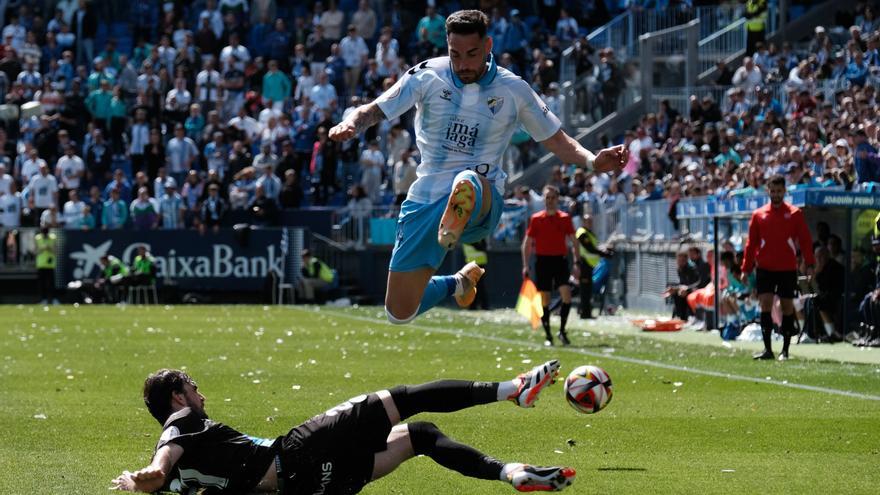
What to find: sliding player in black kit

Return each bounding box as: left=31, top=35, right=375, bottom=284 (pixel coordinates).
left=111, top=361, right=575, bottom=494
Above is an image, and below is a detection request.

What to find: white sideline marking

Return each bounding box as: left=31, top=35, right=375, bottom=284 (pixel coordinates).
left=322, top=310, right=880, bottom=402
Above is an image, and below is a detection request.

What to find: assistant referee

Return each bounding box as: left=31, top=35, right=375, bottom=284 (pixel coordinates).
left=741, top=175, right=815, bottom=361
left=521, top=185, right=579, bottom=346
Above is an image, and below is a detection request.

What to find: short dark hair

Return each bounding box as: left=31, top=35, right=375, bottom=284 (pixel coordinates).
left=143, top=369, right=196, bottom=424
left=445, top=10, right=489, bottom=38
left=768, top=174, right=786, bottom=187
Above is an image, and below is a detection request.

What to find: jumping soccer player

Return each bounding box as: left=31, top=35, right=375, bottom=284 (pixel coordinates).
left=741, top=175, right=815, bottom=361
left=111, top=361, right=574, bottom=493
left=329, top=10, right=626, bottom=325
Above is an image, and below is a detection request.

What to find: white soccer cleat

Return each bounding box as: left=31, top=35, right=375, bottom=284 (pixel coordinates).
left=508, top=359, right=560, bottom=408
left=508, top=464, right=576, bottom=492
left=454, top=261, right=485, bottom=308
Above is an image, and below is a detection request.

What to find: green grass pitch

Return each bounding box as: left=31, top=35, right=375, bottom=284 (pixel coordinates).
left=2, top=304, right=879, bottom=494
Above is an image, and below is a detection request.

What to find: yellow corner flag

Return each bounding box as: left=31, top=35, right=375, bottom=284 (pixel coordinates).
left=515, top=278, right=544, bottom=329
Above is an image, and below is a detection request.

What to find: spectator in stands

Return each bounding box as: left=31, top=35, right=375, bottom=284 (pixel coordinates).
left=75, top=203, right=95, bottom=230
left=55, top=143, right=84, bottom=199
left=359, top=138, right=383, bottom=204
left=102, top=186, right=128, bottom=229
left=178, top=170, right=202, bottom=227
left=392, top=146, right=417, bottom=206
left=732, top=57, right=762, bottom=94
left=19, top=147, right=45, bottom=186
left=416, top=5, right=446, bottom=59
left=262, top=59, right=290, bottom=111
left=247, top=181, right=279, bottom=228
left=555, top=9, right=579, bottom=47
left=279, top=169, right=303, bottom=209
left=307, top=24, right=332, bottom=77
left=62, top=188, right=85, bottom=226
left=340, top=24, right=368, bottom=98
left=29, top=162, right=58, bottom=222
left=200, top=182, right=227, bottom=233
left=256, top=162, right=281, bottom=204
left=158, top=178, right=184, bottom=230
left=85, top=128, right=112, bottom=184
left=165, top=123, right=199, bottom=185
left=0, top=181, right=20, bottom=263
left=37, top=202, right=59, bottom=228
left=597, top=48, right=623, bottom=117
left=310, top=126, right=338, bottom=205
left=352, top=0, right=377, bottom=42
left=228, top=166, right=254, bottom=209
left=130, top=186, right=159, bottom=230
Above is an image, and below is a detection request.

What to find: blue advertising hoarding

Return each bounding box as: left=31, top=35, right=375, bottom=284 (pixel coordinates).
left=62, top=229, right=287, bottom=290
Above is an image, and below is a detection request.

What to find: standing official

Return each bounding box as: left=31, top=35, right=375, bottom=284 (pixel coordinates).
left=741, top=175, right=815, bottom=360
left=521, top=185, right=579, bottom=346
left=575, top=214, right=612, bottom=319
left=35, top=226, right=58, bottom=305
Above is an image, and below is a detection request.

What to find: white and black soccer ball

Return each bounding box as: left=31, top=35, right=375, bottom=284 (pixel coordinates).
left=564, top=365, right=613, bottom=414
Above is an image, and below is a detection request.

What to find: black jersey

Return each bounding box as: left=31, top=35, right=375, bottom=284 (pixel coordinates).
left=156, top=407, right=278, bottom=494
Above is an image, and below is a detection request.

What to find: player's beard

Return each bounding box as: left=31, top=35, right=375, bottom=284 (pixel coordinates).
left=456, top=70, right=479, bottom=83
left=187, top=398, right=208, bottom=419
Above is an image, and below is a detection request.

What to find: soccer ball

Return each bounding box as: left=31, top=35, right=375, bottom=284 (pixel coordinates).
left=564, top=365, right=613, bottom=414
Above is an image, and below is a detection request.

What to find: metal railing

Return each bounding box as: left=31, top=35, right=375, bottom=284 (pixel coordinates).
left=697, top=19, right=747, bottom=79
left=330, top=205, right=400, bottom=248
left=648, top=77, right=873, bottom=119
left=586, top=4, right=753, bottom=59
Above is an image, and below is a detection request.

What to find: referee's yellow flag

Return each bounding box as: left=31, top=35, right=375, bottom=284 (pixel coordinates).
left=515, top=278, right=544, bottom=329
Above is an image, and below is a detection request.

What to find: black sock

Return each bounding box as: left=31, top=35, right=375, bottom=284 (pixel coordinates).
left=408, top=421, right=505, bottom=480
left=390, top=380, right=498, bottom=421
left=781, top=314, right=794, bottom=354
left=560, top=303, right=571, bottom=334
left=760, top=311, right=773, bottom=352
left=541, top=306, right=552, bottom=340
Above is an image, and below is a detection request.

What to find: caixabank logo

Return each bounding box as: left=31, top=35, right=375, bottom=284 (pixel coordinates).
left=65, top=231, right=286, bottom=289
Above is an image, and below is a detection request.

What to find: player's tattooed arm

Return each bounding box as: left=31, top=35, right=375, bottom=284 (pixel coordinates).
left=329, top=103, right=387, bottom=142
left=541, top=129, right=627, bottom=174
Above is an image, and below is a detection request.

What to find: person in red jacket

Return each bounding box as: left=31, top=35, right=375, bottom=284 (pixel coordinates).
left=521, top=185, right=579, bottom=346
left=741, top=175, right=815, bottom=360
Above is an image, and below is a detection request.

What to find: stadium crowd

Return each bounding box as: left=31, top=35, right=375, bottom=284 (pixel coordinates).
left=0, top=0, right=665, bottom=239
left=545, top=5, right=880, bottom=232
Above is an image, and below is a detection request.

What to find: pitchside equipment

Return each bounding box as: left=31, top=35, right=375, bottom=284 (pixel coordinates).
left=563, top=365, right=613, bottom=414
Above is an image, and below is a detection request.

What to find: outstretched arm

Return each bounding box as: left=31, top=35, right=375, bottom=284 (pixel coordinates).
left=110, top=444, right=183, bottom=493
left=540, top=129, right=627, bottom=174
left=328, top=102, right=387, bottom=142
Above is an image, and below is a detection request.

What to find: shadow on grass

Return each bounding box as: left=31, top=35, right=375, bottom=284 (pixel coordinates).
left=596, top=467, right=648, bottom=472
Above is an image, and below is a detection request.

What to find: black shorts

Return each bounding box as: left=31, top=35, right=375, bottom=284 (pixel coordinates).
left=755, top=269, right=797, bottom=299
left=278, top=393, right=392, bottom=495
left=535, top=255, right=570, bottom=292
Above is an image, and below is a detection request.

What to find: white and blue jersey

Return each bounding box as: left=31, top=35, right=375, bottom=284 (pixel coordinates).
left=159, top=192, right=184, bottom=229
left=375, top=55, right=561, bottom=204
